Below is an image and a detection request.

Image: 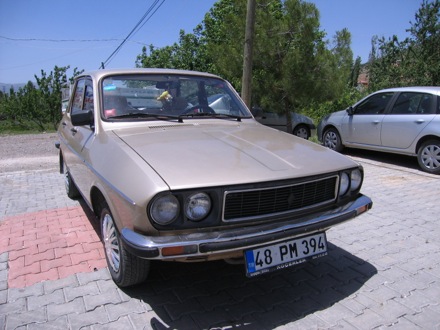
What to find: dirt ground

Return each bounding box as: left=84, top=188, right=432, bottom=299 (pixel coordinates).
left=0, top=133, right=59, bottom=172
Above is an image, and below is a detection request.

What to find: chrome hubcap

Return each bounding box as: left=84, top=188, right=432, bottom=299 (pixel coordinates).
left=324, top=131, right=337, bottom=149
left=102, top=214, right=121, bottom=272
left=296, top=127, right=309, bottom=139
left=421, top=144, right=440, bottom=170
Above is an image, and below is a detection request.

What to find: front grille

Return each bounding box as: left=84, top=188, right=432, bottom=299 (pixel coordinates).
left=223, top=176, right=338, bottom=221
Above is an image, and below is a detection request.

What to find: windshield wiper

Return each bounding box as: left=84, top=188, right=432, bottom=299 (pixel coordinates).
left=179, top=112, right=243, bottom=122
left=108, top=112, right=184, bottom=123
left=213, top=113, right=243, bottom=122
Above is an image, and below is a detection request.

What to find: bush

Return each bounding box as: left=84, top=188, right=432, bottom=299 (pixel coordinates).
left=301, top=87, right=367, bottom=124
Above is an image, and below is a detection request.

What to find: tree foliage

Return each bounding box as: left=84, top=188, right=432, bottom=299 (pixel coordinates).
left=136, top=28, right=211, bottom=72
left=368, top=0, right=440, bottom=90
left=0, top=66, right=82, bottom=132
left=136, top=0, right=356, bottom=128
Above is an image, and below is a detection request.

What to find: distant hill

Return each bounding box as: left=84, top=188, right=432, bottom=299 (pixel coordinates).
left=0, top=82, right=28, bottom=93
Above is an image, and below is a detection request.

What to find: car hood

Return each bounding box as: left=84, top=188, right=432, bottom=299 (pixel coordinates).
left=112, top=121, right=357, bottom=189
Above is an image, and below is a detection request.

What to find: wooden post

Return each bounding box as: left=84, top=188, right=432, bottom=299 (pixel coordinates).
left=241, top=0, right=256, bottom=108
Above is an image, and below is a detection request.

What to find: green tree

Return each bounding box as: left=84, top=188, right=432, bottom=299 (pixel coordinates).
left=0, top=65, right=83, bottom=132
left=20, top=82, right=46, bottom=131
left=203, top=1, right=326, bottom=102
left=406, top=0, right=440, bottom=85
left=136, top=28, right=210, bottom=72
left=368, top=0, right=440, bottom=90
left=330, top=28, right=354, bottom=94
left=350, top=56, right=362, bottom=88
left=35, top=65, right=70, bottom=130
left=135, top=0, right=357, bottom=126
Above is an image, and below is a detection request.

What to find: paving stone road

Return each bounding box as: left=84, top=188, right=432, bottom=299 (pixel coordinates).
left=1, top=148, right=440, bottom=329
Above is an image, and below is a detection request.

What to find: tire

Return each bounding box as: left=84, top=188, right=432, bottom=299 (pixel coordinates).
left=63, top=161, right=80, bottom=199
left=323, top=128, right=344, bottom=152
left=417, top=140, right=440, bottom=174
left=293, top=125, right=310, bottom=139
left=99, top=201, right=150, bottom=287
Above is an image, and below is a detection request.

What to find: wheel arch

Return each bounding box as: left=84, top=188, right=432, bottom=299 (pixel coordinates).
left=415, top=135, right=440, bottom=154
left=292, top=123, right=311, bottom=135
left=90, top=187, right=107, bottom=218
left=321, top=124, right=341, bottom=140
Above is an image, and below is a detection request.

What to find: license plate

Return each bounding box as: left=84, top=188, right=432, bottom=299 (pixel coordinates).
left=244, top=232, right=328, bottom=277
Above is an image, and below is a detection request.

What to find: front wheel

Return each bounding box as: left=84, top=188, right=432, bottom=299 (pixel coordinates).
left=323, top=128, right=344, bottom=152
left=293, top=125, right=310, bottom=139
left=99, top=201, right=150, bottom=287
left=417, top=140, right=440, bottom=174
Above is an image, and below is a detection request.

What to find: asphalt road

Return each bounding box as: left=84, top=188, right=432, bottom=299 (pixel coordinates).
left=1, top=135, right=440, bottom=329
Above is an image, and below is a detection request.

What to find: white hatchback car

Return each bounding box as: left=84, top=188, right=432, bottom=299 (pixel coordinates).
left=318, top=87, right=440, bottom=174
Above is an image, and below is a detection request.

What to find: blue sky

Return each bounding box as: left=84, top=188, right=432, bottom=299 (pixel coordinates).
left=0, top=0, right=425, bottom=84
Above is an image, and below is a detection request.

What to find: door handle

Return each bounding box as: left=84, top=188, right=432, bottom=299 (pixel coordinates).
left=62, top=122, right=67, bottom=127
left=70, top=127, right=78, bottom=133
left=415, top=119, right=425, bottom=124
left=372, top=120, right=380, bottom=125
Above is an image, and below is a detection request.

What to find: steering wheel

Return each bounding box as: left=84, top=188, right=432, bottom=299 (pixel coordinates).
left=181, top=105, right=216, bottom=115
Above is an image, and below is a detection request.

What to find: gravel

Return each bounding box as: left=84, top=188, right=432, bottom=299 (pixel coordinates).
left=0, top=133, right=60, bottom=172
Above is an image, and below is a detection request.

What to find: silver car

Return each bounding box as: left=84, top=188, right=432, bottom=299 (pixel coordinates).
left=318, top=87, right=440, bottom=174
left=57, top=68, right=372, bottom=287
left=252, top=108, right=316, bottom=139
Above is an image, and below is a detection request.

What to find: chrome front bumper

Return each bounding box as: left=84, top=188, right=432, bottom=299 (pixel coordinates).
left=121, top=194, right=372, bottom=259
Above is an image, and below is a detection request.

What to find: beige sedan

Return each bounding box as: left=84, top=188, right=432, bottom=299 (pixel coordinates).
left=57, top=69, right=372, bottom=287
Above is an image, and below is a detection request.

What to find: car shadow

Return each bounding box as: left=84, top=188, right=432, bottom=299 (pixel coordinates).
left=343, top=148, right=420, bottom=171
left=78, top=198, right=101, bottom=233
left=120, top=243, right=377, bottom=329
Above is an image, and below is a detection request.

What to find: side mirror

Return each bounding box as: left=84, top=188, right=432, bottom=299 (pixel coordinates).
left=251, top=107, right=263, bottom=118
left=71, top=110, right=94, bottom=126
left=346, top=106, right=354, bottom=116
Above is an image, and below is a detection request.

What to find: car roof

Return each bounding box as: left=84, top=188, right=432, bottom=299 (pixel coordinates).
left=77, top=68, right=223, bottom=81
left=376, top=86, right=440, bottom=96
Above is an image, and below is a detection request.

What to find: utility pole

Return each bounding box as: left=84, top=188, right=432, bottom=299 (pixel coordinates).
left=241, top=0, right=256, bottom=109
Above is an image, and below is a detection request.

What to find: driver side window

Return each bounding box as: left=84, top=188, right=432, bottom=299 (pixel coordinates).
left=355, top=92, right=394, bottom=115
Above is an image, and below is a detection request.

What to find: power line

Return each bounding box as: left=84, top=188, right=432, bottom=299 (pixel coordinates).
left=0, top=35, right=120, bottom=43
left=100, top=0, right=166, bottom=69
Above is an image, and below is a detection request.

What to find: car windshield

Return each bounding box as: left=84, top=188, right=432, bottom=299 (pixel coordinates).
left=101, top=74, right=251, bottom=121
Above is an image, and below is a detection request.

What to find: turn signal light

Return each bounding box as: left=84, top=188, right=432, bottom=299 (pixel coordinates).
left=162, top=245, right=198, bottom=256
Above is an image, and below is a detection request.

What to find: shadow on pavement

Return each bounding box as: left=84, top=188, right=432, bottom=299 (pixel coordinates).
left=343, top=148, right=419, bottom=171
left=121, top=243, right=377, bottom=329
left=78, top=198, right=101, bottom=233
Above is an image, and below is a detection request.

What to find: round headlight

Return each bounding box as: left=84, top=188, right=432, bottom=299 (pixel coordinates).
left=185, top=192, right=211, bottom=221
left=339, top=172, right=350, bottom=196
left=350, top=169, right=362, bottom=191
left=150, top=195, right=179, bottom=225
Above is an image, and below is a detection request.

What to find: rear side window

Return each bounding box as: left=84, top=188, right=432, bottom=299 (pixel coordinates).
left=355, top=92, right=394, bottom=114
left=71, top=79, right=85, bottom=113
left=390, top=92, right=434, bottom=115
left=84, top=85, right=94, bottom=112
left=71, top=78, right=94, bottom=114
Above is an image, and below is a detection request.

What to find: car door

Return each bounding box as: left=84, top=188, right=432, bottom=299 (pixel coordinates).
left=60, top=78, right=95, bottom=192
left=257, top=111, right=288, bottom=132
left=380, top=92, right=436, bottom=150
left=341, top=92, right=394, bottom=147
